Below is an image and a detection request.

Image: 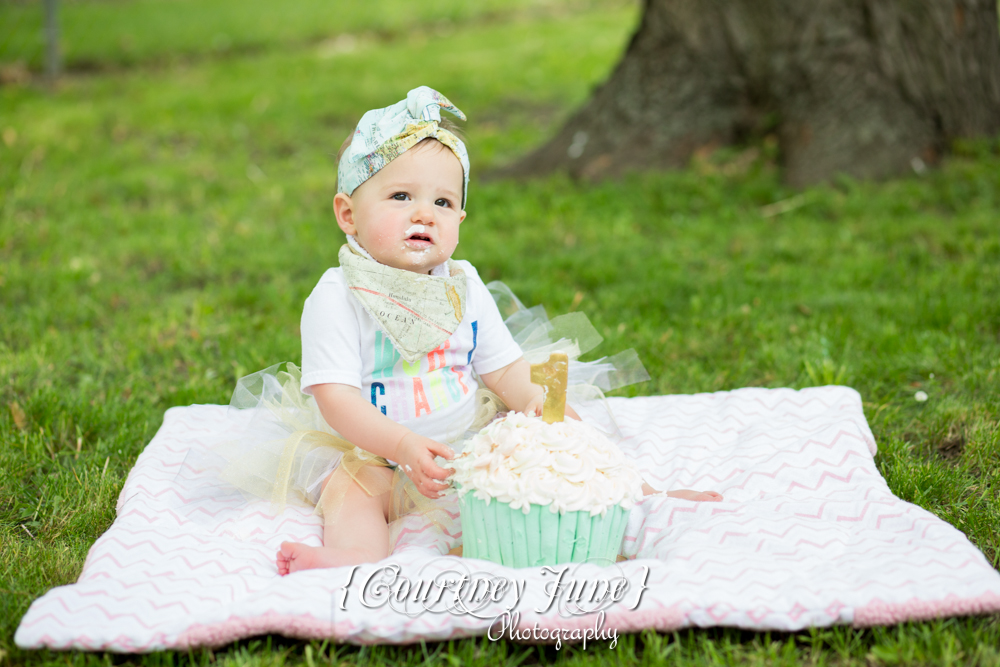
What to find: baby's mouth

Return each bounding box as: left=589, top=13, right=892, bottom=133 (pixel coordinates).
left=404, top=233, right=433, bottom=249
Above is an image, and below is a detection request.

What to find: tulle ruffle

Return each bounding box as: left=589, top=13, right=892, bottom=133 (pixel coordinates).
left=487, top=281, right=649, bottom=436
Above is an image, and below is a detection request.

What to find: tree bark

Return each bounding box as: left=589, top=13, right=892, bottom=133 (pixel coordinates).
left=510, top=0, right=1000, bottom=186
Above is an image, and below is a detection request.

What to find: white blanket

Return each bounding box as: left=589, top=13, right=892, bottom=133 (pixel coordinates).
left=16, top=386, right=1000, bottom=651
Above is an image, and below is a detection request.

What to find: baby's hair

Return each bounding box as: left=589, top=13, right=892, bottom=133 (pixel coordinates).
left=335, top=116, right=466, bottom=167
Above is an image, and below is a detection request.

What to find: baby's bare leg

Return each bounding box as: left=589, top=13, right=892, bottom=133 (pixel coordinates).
left=277, top=467, right=393, bottom=575
left=642, top=482, right=723, bottom=502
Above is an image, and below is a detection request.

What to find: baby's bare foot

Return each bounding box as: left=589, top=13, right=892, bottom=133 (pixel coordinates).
left=276, top=541, right=384, bottom=575
left=642, top=483, right=723, bottom=501
left=666, top=489, right=724, bottom=502
left=277, top=542, right=322, bottom=575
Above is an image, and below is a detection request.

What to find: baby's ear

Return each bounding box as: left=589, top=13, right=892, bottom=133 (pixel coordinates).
left=333, top=193, right=356, bottom=235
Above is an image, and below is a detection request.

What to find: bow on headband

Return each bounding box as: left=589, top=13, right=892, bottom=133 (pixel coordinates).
left=337, top=86, right=470, bottom=204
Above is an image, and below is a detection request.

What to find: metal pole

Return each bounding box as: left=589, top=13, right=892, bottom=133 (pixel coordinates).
left=44, top=0, right=61, bottom=84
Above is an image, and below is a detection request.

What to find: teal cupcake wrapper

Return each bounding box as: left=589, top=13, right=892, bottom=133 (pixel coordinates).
left=459, top=493, right=627, bottom=568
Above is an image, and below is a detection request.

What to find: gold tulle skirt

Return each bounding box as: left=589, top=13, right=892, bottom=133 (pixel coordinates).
left=213, top=362, right=507, bottom=527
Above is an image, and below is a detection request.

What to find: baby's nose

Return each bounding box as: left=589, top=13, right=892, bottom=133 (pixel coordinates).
left=411, top=202, right=436, bottom=223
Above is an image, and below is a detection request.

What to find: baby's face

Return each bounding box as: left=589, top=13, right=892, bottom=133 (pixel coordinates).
left=337, top=140, right=466, bottom=274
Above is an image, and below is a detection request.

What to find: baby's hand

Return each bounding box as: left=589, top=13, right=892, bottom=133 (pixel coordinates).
left=524, top=393, right=545, bottom=418
left=395, top=433, right=455, bottom=499
left=523, top=393, right=581, bottom=421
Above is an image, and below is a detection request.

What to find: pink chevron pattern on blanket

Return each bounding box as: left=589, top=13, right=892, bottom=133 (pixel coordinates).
left=15, top=386, right=1000, bottom=651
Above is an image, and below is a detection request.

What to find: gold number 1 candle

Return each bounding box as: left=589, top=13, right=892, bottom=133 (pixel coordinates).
left=529, top=352, right=569, bottom=424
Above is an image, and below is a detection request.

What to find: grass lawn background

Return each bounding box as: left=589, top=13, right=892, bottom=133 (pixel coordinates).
left=2, top=0, right=1000, bottom=664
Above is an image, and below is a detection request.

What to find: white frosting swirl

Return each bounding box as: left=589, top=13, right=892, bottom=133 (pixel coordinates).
left=451, top=412, right=644, bottom=516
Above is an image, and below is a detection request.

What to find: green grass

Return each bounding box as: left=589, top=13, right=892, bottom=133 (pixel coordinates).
left=3, top=0, right=1000, bottom=664
left=0, top=0, right=624, bottom=71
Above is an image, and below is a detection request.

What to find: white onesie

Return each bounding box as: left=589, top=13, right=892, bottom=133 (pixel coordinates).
left=299, top=259, right=523, bottom=444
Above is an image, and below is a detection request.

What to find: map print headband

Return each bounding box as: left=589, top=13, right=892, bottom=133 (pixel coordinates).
left=337, top=86, right=470, bottom=205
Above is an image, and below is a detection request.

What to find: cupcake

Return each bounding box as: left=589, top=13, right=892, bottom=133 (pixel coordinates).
left=451, top=411, right=643, bottom=568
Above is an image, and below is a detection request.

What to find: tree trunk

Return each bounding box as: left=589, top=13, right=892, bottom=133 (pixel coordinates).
left=510, top=0, right=1000, bottom=187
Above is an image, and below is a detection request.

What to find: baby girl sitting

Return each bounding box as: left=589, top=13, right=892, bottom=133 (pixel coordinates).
left=223, top=87, right=722, bottom=575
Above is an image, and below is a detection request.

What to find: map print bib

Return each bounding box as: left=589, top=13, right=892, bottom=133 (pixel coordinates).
left=339, top=244, right=468, bottom=364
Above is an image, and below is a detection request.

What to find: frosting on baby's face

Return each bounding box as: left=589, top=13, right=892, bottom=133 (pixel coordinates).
left=450, top=412, right=644, bottom=516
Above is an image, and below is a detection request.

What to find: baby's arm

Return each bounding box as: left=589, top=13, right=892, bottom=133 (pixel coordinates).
left=480, top=358, right=580, bottom=420
left=311, top=383, right=454, bottom=499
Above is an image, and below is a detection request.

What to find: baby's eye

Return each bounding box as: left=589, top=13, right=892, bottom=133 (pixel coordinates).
left=391, top=192, right=410, bottom=201
left=435, top=198, right=452, bottom=208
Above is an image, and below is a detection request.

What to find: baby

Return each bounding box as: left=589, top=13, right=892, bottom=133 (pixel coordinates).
left=277, top=87, right=721, bottom=575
